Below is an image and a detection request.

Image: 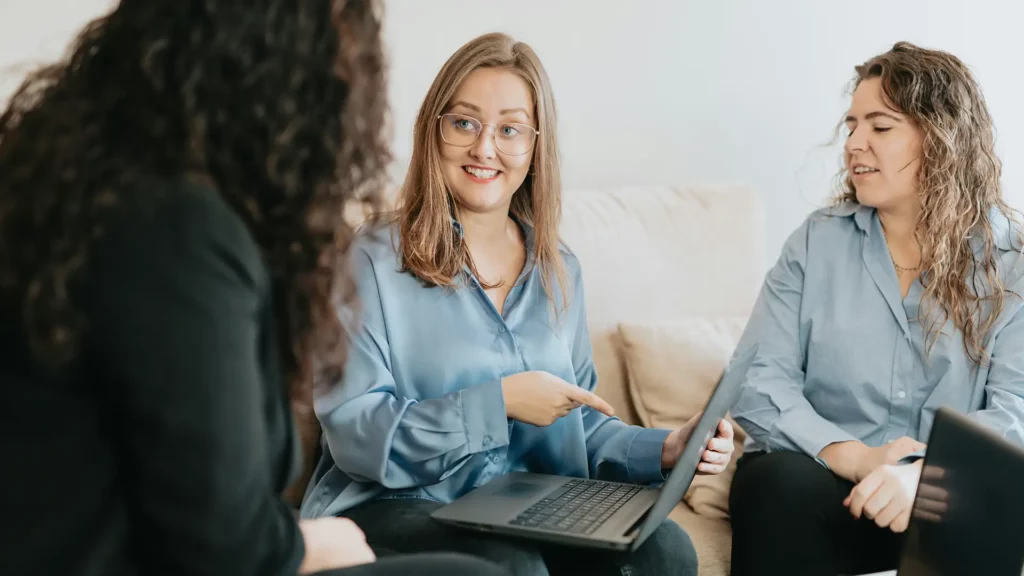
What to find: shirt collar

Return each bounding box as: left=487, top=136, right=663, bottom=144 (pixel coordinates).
left=825, top=201, right=875, bottom=234
left=832, top=200, right=1021, bottom=253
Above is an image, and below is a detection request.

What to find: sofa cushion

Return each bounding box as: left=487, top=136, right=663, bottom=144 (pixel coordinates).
left=618, top=319, right=748, bottom=520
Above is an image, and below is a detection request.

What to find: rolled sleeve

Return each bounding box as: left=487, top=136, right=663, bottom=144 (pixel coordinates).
left=775, top=410, right=861, bottom=466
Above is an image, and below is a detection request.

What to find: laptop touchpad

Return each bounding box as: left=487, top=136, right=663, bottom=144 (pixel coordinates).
left=494, top=482, right=548, bottom=498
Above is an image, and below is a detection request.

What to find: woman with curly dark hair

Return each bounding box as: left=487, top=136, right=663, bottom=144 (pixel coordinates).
left=0, top=2, right=508, bottom=576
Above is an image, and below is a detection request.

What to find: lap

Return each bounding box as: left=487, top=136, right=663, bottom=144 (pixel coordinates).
left=729, top=451, right=902, bottom=575
left=344, top=498, right=546, bottom=576
left=540, top=519, right=697, bottom=576
left=343, top=498, right=697, bottom=576
left=313, top=553, right=511, bottom=576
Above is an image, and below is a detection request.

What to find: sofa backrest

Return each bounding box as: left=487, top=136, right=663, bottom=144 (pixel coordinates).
left=558, top=186, right=765, bottom=424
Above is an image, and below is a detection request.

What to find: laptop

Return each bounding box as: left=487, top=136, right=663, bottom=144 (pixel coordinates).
left=430, top=343, right=758, bottom=552
left=861, top=407, right=1024, bottom=576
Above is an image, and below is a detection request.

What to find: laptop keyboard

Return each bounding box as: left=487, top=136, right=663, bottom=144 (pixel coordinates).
left=509, top=479, right=644, bottom=535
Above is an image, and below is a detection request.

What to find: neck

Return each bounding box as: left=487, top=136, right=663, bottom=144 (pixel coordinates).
left=459, top=207, right=516, bottom=250
left=877, top=203, right=920, bottom=248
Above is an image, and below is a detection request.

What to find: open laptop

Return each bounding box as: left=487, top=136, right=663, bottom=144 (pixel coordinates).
left=861, top=407, right=1024, bottom=576
left=430, top=343, right=758, bottom=552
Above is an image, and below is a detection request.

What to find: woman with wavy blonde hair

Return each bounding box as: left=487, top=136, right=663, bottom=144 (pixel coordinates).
left=302, top=32, right=734, bottom=576
left=728, top=41, right=1024, bottom=576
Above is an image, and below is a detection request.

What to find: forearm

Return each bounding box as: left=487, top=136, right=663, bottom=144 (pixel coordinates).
left=817, top=440, right=870, bottom=482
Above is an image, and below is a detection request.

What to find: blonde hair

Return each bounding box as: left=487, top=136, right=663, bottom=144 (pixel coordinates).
left=833, top=41, right=1021, bottom=365
left=396, top=32, right=568, bottom=311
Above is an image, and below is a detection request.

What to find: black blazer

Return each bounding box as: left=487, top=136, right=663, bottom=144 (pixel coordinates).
left=1, top=177, right=305, bottom=576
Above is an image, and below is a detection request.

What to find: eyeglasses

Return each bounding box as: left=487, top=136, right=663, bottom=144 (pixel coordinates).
left=438, top=113, right=539, bottom=156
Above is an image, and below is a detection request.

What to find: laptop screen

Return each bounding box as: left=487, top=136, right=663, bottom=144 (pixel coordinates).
left=897, top=408, right=1024, bottom=576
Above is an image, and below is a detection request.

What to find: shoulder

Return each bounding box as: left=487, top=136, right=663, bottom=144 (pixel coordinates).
left=556, top=240, right=583, bottom=280
left=95, top=175, right=264, bottom=283
left=774, top=201, right=865, bottom=259
left=350, top=218, right=402, bottom=273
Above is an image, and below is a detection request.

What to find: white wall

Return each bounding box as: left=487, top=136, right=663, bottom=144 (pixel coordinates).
left=4, top=0, right=1022, bottom=261
left=383, top=0, right=1024, bottom=260
left=0, top=0, right=116, bottom=100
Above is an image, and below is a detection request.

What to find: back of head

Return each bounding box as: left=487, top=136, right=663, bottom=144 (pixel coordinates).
left=396, top=32, right=568, bottom=310
left=0, top=0, right=391, bottom=403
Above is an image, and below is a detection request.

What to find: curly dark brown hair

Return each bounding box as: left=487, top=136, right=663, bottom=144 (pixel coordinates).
left=833, top=41, right=1019, bottom=365
left=0, top=0, right=391, bottom=407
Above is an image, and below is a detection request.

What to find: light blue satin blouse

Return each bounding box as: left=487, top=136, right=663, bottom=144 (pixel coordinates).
left=300, top=220, right=670, bottom=519
left=731, top=202, right=1024, bottom=466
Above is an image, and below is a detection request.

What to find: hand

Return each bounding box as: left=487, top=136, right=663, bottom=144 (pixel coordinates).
left=501, top=371, right=614, bottom=427
left=821, top=436, right=926, bottom=483
left=297, top=517, right=376, bottom=574
left=844, top=459, right=923, bottom=533
left=661, top=414, right=734, bottom=473
left=853, top=436, right=926, bottom=482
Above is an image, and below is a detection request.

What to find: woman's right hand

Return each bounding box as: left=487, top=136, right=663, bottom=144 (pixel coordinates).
left=501, top=371, right=615, bottom=427
left=297, top=517, right=376, bottom=575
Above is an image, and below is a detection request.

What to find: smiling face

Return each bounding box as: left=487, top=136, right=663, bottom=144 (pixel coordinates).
left=439, top=67, right=536, bottom=216
left=843, top=77, right=925, bottom=213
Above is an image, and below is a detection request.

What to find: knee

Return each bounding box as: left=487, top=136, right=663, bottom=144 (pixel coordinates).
left=428, top=553, right=516, bottom=576
left=730, top=451, right=838, bottom=516
left=476, top=541, right=547, bottom=576
left=633, top=521, right=698, bottom=575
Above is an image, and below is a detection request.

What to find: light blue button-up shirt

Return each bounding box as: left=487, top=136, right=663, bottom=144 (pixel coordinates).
left=300, top=221, right=670, bottom=518
left=731, top=202, right=1024, bottom=465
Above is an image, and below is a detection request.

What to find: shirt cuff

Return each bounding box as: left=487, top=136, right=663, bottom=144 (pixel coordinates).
left=627, top=427, right=672, bottom=485
left=461, top=379, right=510, bottom=453
left=896, top=449, right=926, bottom=466
left=775, top=411, right=859, bottom=468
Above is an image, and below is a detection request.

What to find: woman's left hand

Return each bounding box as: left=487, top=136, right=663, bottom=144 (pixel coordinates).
left=844, top=459, right=924, bottom=533
left=661, top=415, right=734, bottom=473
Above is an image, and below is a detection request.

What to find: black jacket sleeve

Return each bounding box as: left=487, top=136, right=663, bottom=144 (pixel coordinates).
left=84, top=181, right=304, bottom=576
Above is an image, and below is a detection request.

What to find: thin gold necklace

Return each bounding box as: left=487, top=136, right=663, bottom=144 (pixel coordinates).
left=881, top=226, right=921, bottom=276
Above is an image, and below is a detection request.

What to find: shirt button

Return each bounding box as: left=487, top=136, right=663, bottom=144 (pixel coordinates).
left=483, top=435, right=492, bottom=446
left=498, top=325, right=506, bottom=333
left=898, top=390, right=907, bottom=399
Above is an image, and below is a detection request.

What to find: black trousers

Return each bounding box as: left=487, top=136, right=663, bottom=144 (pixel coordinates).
left=729, top=451, right=904, bottom=576
left=316, top=553, right=510, bottom=576
left=342, top=497, right=699, bottom=576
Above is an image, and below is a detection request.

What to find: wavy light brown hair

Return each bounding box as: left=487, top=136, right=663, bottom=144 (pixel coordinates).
left=833, top=41, right=1019, bottom=365
left=0, top=0, right=390, bottom=409
left=395, top=32, right=569, bottom=311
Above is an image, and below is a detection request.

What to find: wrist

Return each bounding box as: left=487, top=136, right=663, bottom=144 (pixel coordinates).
left=819, top=441, right=869, bottom=482
left=500, top=377, right=516, bottom=419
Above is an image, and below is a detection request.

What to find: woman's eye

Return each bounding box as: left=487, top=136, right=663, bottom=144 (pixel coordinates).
left=500, top=125, right=522, bottom=137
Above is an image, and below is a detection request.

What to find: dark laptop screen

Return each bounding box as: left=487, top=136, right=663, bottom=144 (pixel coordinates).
left=898, top=408, right=1024, bottom=576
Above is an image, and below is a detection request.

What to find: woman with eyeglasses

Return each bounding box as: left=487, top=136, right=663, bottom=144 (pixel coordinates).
left=300, top=32, right=735, bottom=576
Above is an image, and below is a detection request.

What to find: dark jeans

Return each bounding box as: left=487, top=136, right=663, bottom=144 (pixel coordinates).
left=729, top=451, right=904, bottom=576
left=315, top=553, right=510, bottom=576
left=342, top=497, right=699, bottom=576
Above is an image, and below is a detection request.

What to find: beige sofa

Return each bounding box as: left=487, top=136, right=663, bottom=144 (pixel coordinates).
left=559, top=185, right=765, bottom=576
